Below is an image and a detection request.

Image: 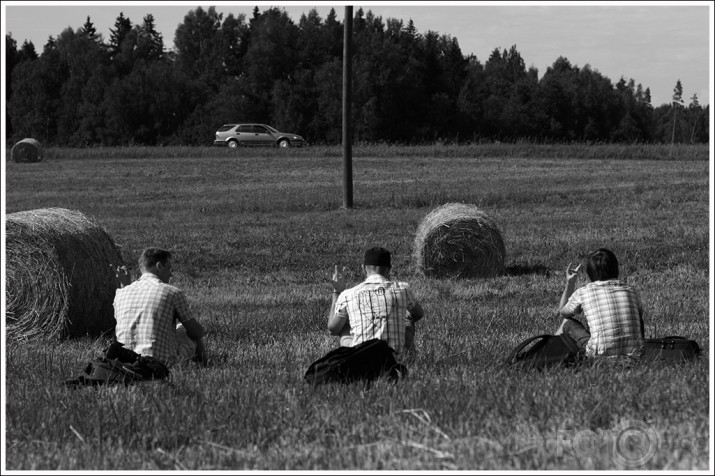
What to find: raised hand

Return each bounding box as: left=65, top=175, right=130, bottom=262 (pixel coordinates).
left=111, top=264, right=132, bottom=288
left=331, top=265, right=347, bottom=293
left=565, top=263, right=581, bottom=283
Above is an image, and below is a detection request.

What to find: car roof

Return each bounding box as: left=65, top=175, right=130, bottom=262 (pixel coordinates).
left=222, top=123, right=270, bottom=127
left=220, top=123, right=281, bottom=131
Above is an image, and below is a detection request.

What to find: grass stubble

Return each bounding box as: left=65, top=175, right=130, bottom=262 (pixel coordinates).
left=2, top=144, right=710, bottom=470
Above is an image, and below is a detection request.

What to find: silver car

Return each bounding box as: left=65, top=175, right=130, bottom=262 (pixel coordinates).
left=213, top=123, right=306, bottom=148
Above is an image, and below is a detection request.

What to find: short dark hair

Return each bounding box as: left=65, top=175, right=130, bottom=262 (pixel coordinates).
left=139, top=248, right=171, bottom=270
left=586, top=248, right=619, bottom=281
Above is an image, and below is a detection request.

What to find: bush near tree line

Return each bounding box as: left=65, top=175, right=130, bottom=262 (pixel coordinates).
left=5, top=6, right=710, bottom=147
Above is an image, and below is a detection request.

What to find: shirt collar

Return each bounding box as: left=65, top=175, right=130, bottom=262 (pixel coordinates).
left=364, top=273, right=391, bottom=284
left=139, top=273, right=162, bottom=283
left=592, top=279, right=625, bottom=285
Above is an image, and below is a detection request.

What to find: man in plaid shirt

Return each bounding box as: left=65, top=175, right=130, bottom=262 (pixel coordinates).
left=113, top=248, right=207, bottom=366
left=556, top=248, right=644, bottom=357
left=327, top=247, right=424, bottom=354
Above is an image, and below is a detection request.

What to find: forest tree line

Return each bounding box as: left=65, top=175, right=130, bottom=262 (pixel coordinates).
left=5, top=6, right=710, bottom=147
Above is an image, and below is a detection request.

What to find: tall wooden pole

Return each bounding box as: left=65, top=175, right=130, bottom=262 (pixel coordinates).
left=342, top=6, right=354, bottom=209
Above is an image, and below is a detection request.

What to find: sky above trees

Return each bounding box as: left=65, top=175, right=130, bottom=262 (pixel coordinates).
left=3, top=2, right=712, bottom=108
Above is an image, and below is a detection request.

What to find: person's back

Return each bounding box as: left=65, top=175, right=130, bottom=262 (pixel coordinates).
left=558, top=248, right=644, bottom=357
left=566, top=279, right=644, bottom=357
left=113, top=248, right=207, bottom=367
left=114, top=274, right=188, bottom=365
left=328, top=247, right=424, bottom=354
left=339, top=275, right=413, bottom=352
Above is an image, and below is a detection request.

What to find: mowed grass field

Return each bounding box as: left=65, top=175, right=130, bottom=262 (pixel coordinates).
left=2, top=144, right=711, bottom=471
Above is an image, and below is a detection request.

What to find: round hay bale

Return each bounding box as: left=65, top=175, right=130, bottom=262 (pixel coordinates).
left=5, top=208, right=124, bottom=341
left=11, top=138, right=43, bottom=163
left=413, top=203, right=506, bottom=279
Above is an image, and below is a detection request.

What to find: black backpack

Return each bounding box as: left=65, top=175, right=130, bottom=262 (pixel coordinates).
left=505, top=334, right=583, bottom=370
left=304, top=339, right=407, bottom=386
left=639, top=336, right=701, bottom=363
left=65, top=341, right=170, bottom=387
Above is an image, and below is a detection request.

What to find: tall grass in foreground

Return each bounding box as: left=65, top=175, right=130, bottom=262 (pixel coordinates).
left=3, top=145, right=710, bottom=470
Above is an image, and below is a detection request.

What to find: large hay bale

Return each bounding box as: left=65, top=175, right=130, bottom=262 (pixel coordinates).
left=413, top=203, right=506, bottom=279
left=11, top=138, right=43, bottom=163
left=5, top=208, right=124, bottom=340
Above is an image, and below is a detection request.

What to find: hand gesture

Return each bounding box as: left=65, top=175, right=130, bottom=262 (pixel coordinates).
left=111, top=264, right=131, bottom=288
left=331, top=265, right=347, bottom=293
left=565, top=263, right=581, bottom=284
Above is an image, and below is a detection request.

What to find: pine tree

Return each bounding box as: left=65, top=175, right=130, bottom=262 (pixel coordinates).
left=42, top=35, right=56, bottom=55
left=109, top=13, right=133, bottom=57
left=80, top=16, right=99, bottom=42
left=137, top=13, right=164, bottom=61
left=20, top=40, right=38, bottom=60
left=672, top=79, right=684, bottom=106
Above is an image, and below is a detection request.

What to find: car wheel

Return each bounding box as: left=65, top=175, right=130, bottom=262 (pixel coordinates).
left=228, top=140, right=239, bottom=149
left=278, top=139, right=290, bottom=148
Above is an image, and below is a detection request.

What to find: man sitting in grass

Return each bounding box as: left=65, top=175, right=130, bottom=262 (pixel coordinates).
left=327, top=247, right=425, bottom=354
left=555, top=247, right=645, bottom=357
left=113, top=247, right=207, bottom=367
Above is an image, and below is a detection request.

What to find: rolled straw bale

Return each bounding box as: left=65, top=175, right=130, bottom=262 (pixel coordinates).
left=11, top=138, right=43, bottom=163
left=5, top=208, right=124, bottom=340
left=413, top=203, right=505, bottom=279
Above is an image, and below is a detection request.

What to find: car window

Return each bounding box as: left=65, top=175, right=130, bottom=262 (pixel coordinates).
left=253, top=126, right=268, bottom=134
left=236, top=125, right=252, bottom=133
left=218, top=125, right=235, bottom=132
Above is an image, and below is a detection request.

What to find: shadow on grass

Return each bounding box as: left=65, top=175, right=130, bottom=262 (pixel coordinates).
left=505, top=263, right=552, bottom=277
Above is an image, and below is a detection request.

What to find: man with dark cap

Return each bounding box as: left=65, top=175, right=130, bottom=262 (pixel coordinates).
left=327, top=247, right=425, bottom=354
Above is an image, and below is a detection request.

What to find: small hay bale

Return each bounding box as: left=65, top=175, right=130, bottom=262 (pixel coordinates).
left=413, top=203, right=506, bottom=279
left=5, top=208, right=124, bottom=341
left=11, top=138, right=43, bottom=163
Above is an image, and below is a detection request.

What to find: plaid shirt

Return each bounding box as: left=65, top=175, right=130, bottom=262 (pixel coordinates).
left=562, top=279, right=644, bottom=357
left=114, top=274, right=196, bottom=365
left=334, top=274, right=420, bottom=353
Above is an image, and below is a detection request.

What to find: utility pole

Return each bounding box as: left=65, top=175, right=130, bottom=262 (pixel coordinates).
left=342, top=6, right=354, bottom=209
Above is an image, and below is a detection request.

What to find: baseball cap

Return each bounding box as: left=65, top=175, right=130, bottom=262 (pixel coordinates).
left=364, top=247, right=391, bottom=267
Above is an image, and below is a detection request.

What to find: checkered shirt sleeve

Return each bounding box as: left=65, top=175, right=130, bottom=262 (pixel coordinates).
left=564, top=280, right=644, bottom=357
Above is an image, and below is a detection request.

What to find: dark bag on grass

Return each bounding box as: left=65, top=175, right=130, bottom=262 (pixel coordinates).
left=304, top=338, right=407, bottom=386
left=505, top=334, right=583, bottom=370
left=639, top=336, right=701, bottom=363
left=64, top=341, right=169, bottom=387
